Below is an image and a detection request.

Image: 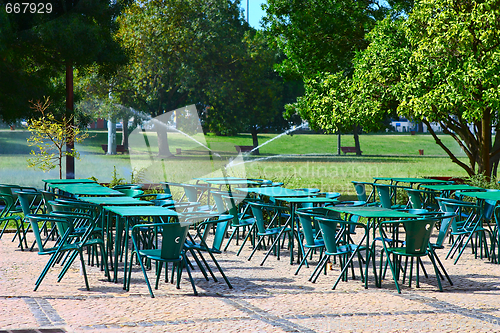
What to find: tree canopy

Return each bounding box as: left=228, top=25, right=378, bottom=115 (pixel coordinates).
left=0, top=0, right=128, bottom=123
left=291, top=0, right=500, bottom=177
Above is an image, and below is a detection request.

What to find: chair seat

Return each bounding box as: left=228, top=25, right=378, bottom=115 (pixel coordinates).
left=137, top=249, right=184, bottom=262
left=232, top=216, right=255, bottom=227
left=387, top=247, right=429, bottom=257
left=304, top=239, right=325, bottom=249
left=324, top=243, right=359, bottom=256
left=256, top=227, right=292, bottom=237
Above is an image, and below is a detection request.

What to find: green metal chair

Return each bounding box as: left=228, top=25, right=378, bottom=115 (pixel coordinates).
left=379, top=217, right=443, bottom=293
left=0, top=194, right=24, bottom=248
left=405, top=188, right=439, bottom=211
left=127, top=222, right=196, bottom=297
left=247, top=201, right=294, bottom=266
left=221, top=194, right=256, bottom=254
left=351, top=181, right=376, bottom=205
left=27, top=212, right=109, bottom=291
left=17, top=191, right=45, bottom=251
left=310, top=216, right=368, bottom=290
left=374, top=183, right=407, bottom=209
left=295, top=211, right=325, bottom=276
left=428, top=212, right=457, bottom=285
left=442, top=200, right=491, bottom=264
left=183, top=214, right=234, bottom=289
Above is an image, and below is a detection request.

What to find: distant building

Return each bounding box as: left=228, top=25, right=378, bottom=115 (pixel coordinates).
left=389, top=117, right=442, bottom=133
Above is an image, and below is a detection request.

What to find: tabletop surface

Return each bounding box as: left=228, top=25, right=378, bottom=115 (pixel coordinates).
left=43, top=179, right=96, bottom=184
left=421, top=184, right=484, bottom=191
left=275, top=197, right=340, bottom=203
left=104, top=205, right=179, bottom=217
left=49, top=183, right=125, bottom=196
left=235, top=187, right=313, bottom=197
left=202, top=179, right=261, bottom=186
left=456, top=191, right=500, bottom=201
left=79, top=197, right=153, bottom=206
left=391, top=178, right=452, bottom=184
left=374, top=177, right=452, bottom=184
left=325, top=206, right=421, bottom=218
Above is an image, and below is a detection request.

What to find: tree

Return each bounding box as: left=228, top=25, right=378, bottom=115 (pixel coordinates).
left=294, top=0, right=500, bottom=178
left=262, top=0, right=408, bottom=154
left=26, top=98, right=88, bottom=179
left=113, top=0, right=248, bottom=157
left=1, top=0, right=128, bottom=177
left=202, top=31, right=300, bottom=153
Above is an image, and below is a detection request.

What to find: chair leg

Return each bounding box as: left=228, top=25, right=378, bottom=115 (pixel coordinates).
left=295, top=248, right=313, bottom=275
left=428, top=251, right=443, bottom=292
left=236, top=225, right=255, bottom=256
left=183, top=255, right=198, bottom=296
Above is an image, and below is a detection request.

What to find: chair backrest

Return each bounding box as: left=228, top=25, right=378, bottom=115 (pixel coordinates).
left=0, top=193, right=14, bottom=218
left=296, top=211, right=319, bottom=246
left=159, top=222, right=191, bottom=260
left=352, top=182, right=368, bottom=202
left=248, top=202, right=268, bottom=233
left=315, top=217, right=340, bottom=253
left=194, top=214, right=233, bottom=251
left=374, top=184, right=392, bottom=209
left=434, top=212, right=457, bottom=247
left=483, top=200, right=496, bottom=220
left=17, top=191, right=41, bottom=217
left=222, top=195, right=243, bottom=226
left=25, top=214, right=68, bottom=253
left=402, top=218, right=437, bottom=255
left=41, top=190, right=56, bottom=213
left=406, top=189, right=423, bottom=209
left=211, top=191, right=229, bottom=214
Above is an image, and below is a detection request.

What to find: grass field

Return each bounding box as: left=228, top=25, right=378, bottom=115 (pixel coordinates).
left=0, top=129, right=469, bottom=195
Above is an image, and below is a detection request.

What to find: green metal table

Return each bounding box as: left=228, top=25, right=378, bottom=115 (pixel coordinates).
left=324, top=206, right=420, bottom=289
left=235, top=187, right=313, bottom=198
left=374, top=177, right=452, bottom=188
left=49, top=183, right=125, bottom=197
left=421, top=184, right=484, bottom=198
left=234, top=188, right=317, bottom=265
left=104, top=205, right=180, bottom=288
left=42, top=178, right=96, bottom=190
left=79, top=197, right=154, bottom=271
left=274, top=197, right=340, bottom=265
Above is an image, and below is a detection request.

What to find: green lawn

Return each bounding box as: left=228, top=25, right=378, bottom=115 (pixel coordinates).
left=0, top=129, right=468, bottom=195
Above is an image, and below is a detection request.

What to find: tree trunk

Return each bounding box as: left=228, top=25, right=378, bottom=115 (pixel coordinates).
left=480, top=110, right=492, bottom=179
left=122, top=117, right=129, bottom=150
left=337, top=133, right=341, bottom=155
left=157, top=127, right=173, bottom=157
left=251, top=126, right=260, bottom=155
left=353, top=125, right=362, bottom=156
left=65, top=61, right=75, bottom=179
left=107, top=119, right=116, bottom=154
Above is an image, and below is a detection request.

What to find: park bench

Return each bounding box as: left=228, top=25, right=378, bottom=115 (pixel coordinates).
left=235, top=145, right=254, bottom=153
left=101, top=144, right=127, bottom=154
left=340, top=147, right=361, bottom=155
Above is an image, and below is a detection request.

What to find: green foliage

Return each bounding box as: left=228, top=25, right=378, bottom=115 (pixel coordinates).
left=26, top=98, right=88, bottom=179
left=0, top=0, right=128, bottom=122
left=262, top=0, right=397, bottom=79
left=289, top=0, right=500, bottom=178
left=130, top=168, right=146, bottom=184
left=109, top=166, right=126, bottom=188
left=465, top=174, right=500, bottom=190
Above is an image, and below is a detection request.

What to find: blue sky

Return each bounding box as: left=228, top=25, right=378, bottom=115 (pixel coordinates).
left=239, top=0, right=267, bottom=29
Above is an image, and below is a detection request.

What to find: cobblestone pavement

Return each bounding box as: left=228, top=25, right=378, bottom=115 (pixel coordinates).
left=2, top=230, right=500, bottom=333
